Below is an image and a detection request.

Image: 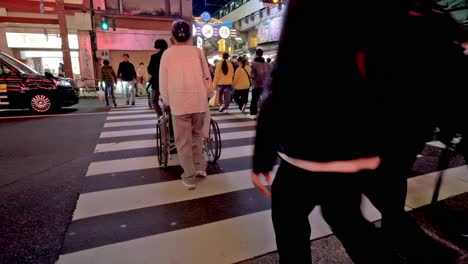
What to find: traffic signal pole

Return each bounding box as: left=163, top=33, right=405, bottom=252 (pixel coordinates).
left=56, top=0, right=73, bottom=79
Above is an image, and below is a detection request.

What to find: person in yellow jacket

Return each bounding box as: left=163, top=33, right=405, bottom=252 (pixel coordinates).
left=212, top=52, right=234, bottom=112
left=232, top=57, right=251, bottom=112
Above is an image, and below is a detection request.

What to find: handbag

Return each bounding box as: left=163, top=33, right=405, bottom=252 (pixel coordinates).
left=195, top=47, right=214, bottom=96
left=208, top=90, right=220, bottom=107
left=97, top=87, right=105, bottom=102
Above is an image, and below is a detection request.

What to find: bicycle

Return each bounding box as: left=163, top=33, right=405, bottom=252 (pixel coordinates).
left=156, top=107, right=221, bottom=168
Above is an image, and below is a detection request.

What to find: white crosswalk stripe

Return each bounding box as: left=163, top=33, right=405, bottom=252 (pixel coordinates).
left=59, top=99, right=468, bottom=264
left=73, top=167, right=275, bottom=220
left=99, top=127, right=254, bottom=139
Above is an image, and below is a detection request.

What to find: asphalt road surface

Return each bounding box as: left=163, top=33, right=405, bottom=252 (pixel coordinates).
left=0, top=98, right=110, bottom=264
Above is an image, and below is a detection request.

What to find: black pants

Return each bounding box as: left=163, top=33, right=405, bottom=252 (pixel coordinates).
left=249, top=87, right=263, bottom=115
left=233, top=89, right=249, bottom=110
left=363, top=147, right=459, bottom=263
left=272, top=161, right=396, bottom=264
left=150, top=87, right=163, bottom=117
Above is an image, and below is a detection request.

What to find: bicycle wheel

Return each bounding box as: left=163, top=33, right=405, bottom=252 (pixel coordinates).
left=204, top=118, right=222, bottom=162
left=156, top=120, right=169, bottom=168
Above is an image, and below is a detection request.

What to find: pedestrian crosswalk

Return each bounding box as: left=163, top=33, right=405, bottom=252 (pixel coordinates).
left=57, top=99, right=468, bottom=264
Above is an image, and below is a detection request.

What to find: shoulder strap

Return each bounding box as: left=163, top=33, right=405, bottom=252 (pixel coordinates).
left=195, top=47, right=209, bottom=79
left=241, top=66, right=251, bottom=87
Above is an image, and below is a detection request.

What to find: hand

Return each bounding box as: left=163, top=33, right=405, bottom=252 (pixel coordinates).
left=251, top=171, right=272, bottom=197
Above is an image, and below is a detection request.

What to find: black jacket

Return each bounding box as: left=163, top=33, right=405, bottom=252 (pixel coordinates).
left=147, top=51, right=164, bottom=90
left=117, top=61, right=136, bottom=81
left=252, top=3, right=467, bottom=173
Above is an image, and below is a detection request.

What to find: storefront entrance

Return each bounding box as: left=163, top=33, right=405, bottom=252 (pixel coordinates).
left=5, top=32, right=81, bottom=78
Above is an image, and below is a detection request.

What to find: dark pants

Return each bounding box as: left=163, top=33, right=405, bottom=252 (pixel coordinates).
left=272, top=161, right=396, bottom=264
left=233, top=89, right=249, bottom=110
left=218, top=85, right=233, bottom=109
left=363, top=145, right=458, bottom=263
left=150, top=87, right=163, bottom=117
left=145, top=82, right=152, bottom=108
left=250, top=87, right=263, bottom=115
left=104, top=82, right=116, bottom=106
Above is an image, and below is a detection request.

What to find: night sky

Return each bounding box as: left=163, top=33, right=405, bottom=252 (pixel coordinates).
left=193, top=0, right=230, bottom=16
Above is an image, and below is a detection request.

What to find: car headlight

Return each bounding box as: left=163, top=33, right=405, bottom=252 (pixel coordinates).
left=53, top=79, right=72, bottom=87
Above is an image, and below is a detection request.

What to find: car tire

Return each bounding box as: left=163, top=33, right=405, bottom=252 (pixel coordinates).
left=30, top=93, right=53, bottom=113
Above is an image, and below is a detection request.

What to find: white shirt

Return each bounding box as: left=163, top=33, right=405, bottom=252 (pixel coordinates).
left=159, top=45, right=212, bottom=115
left=278, top=152, right=381, bottom=173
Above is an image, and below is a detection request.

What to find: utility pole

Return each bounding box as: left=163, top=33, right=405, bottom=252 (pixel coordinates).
left=56, top=0, right=73, bottom=78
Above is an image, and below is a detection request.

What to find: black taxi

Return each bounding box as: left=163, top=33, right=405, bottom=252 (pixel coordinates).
left=0, top=52, right=79, bottom=113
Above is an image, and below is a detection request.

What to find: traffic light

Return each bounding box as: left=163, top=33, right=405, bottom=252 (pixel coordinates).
left=101, top=15, right=109, bottom=31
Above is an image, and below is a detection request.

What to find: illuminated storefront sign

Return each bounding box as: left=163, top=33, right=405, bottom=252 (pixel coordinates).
left=194, top=23, right=236, bottom=39
left=257, top=16, right=283, bottom=43
left=218, top=26, right=230, bottom=39
left=200, top=12, right=211, bottom=23
left=196, top=37, right=203, bottom=48
left=202, top=24, right=214, bottom=38
left=6, top=33, right=79, bottom=49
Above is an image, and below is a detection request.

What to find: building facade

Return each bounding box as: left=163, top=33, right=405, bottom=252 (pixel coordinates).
left=0, top=0, right=93, bottom=79
left=0, top=0, right=193, bottom=85
left=92, top=0, right=192, bottom=86
left=212, top=0, right=286, bottom=60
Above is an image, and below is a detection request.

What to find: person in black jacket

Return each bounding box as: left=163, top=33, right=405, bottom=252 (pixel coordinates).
left=364, top=3, right=468, bottom=263
left=117, top=53, right=137, bottom=105
left=251, top=1, right=401, bottom=263
left=147, top=39, right=168, bottom=117
left=251, top=0, right=466, bottom=263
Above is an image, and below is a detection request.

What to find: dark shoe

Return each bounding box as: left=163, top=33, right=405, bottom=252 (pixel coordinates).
left=131, top=101, right=135, bottom=106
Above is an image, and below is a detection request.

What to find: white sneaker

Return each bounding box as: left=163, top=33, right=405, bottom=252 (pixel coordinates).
left=181, top=176, right=196, bottom=190
left=195, top=171, right=207, bottom=177
left=247, top=114, right=257, bottom=120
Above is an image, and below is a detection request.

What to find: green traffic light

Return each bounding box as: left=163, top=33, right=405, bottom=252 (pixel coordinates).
left=101, top=22, right=109, bottom=31
left=101, top=15, right=109, bottom=31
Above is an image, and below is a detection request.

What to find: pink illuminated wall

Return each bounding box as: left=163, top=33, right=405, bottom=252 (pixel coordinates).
left=93, top=0, right=191, bottom=17
left=93, top=0, right=106, bottom=10
left=96, top=30, right=171, bottom=51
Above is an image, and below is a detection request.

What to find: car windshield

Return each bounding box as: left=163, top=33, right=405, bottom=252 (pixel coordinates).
left=0, top=53, right=38, bottom=75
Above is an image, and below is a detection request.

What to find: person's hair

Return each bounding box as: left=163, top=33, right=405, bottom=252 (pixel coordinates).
left=103, top=60, right=110, bottom=65
left=154, top=39, right=168, bottom=51
left=240, top=57, right=247, bottom=67
left=140, top=62, right=144, bottom=66
left=221, top=52, right=229, bottom=75
left=266, top=58, right=271, bottom=63
left=122, top=53, right=129, bottom=58
left=255, top=48, right=263, bottom=57
left=171, top=20, right=191, bottom=43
